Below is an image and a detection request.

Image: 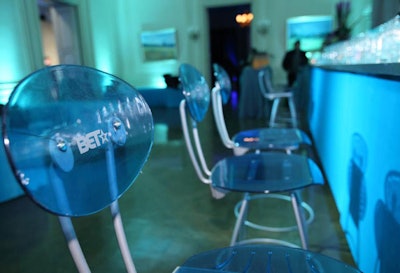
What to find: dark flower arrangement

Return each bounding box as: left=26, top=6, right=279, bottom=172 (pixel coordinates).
left=324, top=1, right=351, bottom=46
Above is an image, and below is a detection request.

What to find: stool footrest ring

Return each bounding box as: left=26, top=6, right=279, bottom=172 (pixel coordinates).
left=233, top=238, right=300, bottom=248
left=234, top=193, right=314, bottom=233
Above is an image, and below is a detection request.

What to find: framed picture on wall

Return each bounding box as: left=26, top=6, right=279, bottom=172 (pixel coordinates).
left=286, top=15, right=333, bottom=52
left=140, top=28, right=178, bottom=61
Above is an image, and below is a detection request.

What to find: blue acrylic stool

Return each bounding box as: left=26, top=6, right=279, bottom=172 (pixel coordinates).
left=212, top=63, right=316, bottom=236
left=212, top=63, right=310, bottom=156
left=179, top=64, right=324, bottom=249
left=2, top=65, right=154, bottom=273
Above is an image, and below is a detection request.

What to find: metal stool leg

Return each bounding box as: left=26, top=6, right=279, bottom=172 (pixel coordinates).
left=288, top=96, right=298, bottom=127
left=230, top=193, right=250, bottom=246
left=111, top=201, right=137, bottom=273
left=106, top=140, right=137, bottom=273
left=58, top=216, right=91, bottom=273
left=291, top=191, right=308, bottom=249
left=269, top=98, right=281, bottom=127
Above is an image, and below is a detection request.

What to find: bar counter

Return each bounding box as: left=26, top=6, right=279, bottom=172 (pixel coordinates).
left=308, top=64, right=400, bottom=273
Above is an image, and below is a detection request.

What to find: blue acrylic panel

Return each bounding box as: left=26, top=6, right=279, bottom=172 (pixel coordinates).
left=179, top=64, right=210, bottom=122
left=212, top=63, right=231, bottom=105
left=2, top=65, right=154, bottom=216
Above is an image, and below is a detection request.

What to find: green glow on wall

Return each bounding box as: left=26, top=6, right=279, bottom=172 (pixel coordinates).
left=0, top=83, right=17, bottom=105
left=0, top=29, right=22, bottom=104
left=0, top=2, right=25, bottom=84
left=94, top=47, right=113, bottom=74
left=0, top=1, right=43, bottom=105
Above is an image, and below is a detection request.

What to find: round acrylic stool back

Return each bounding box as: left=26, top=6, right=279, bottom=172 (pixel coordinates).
left=179, top=64, right=210, bottom=122
left=212, top=63, right=231, bottom=105
left=2, top=65, right=154, bottom=216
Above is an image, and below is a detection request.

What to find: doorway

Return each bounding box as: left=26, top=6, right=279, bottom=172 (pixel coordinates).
left=208, top=4, right=251, bottom=96
left=38, top=0, right=82, bottom=66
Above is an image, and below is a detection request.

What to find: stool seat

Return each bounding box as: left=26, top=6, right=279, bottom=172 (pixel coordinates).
left=212, top=64, right=307, bottom=155
left=231, top=127, right=310, bottom=152
left=174, top=245, right=362, bottom=273
left=211, top=152, right=323, bottom=193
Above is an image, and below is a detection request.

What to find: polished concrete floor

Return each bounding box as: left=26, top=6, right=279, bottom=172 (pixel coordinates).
left=0, top=104, right=355, bottom=273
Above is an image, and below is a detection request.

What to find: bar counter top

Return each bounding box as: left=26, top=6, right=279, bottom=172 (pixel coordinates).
left=314, top=63, right=400, bottom=79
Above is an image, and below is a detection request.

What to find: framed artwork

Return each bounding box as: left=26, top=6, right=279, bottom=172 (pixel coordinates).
left=286, top=15, right=333, bottom=52
left=140, top=28, right=178, bottom=61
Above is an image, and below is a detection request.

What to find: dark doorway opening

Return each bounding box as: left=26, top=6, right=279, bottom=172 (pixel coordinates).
left=208, top=4, right=251, bottom=98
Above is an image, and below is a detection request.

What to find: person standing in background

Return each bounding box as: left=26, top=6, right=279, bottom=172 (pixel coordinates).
left=282, top=40, right=308, bottom=87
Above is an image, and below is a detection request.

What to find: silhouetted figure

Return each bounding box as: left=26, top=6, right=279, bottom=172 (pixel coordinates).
left=282, top=40, right=308, bottom=87
left=163, top=74, right=180, bottom=89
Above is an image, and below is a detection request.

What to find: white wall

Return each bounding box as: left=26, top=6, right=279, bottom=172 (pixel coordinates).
left=108, top=0, right=373, bottom=87
left=118, top=0, right=190, bottom=87
left=2, top=0, right=374, bottom=90
left=114, top=0, right=345, bottom=86
left=231, top=0, right=372, bottom=84
left=252, top=0, right=337, bottom=83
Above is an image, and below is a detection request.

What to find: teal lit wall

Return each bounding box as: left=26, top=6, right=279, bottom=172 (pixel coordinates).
left=0, top=0, right=43, bottom=201
left=0, top=0, right=374, bottom=95
left=0, top=0, right=43, bottom=104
